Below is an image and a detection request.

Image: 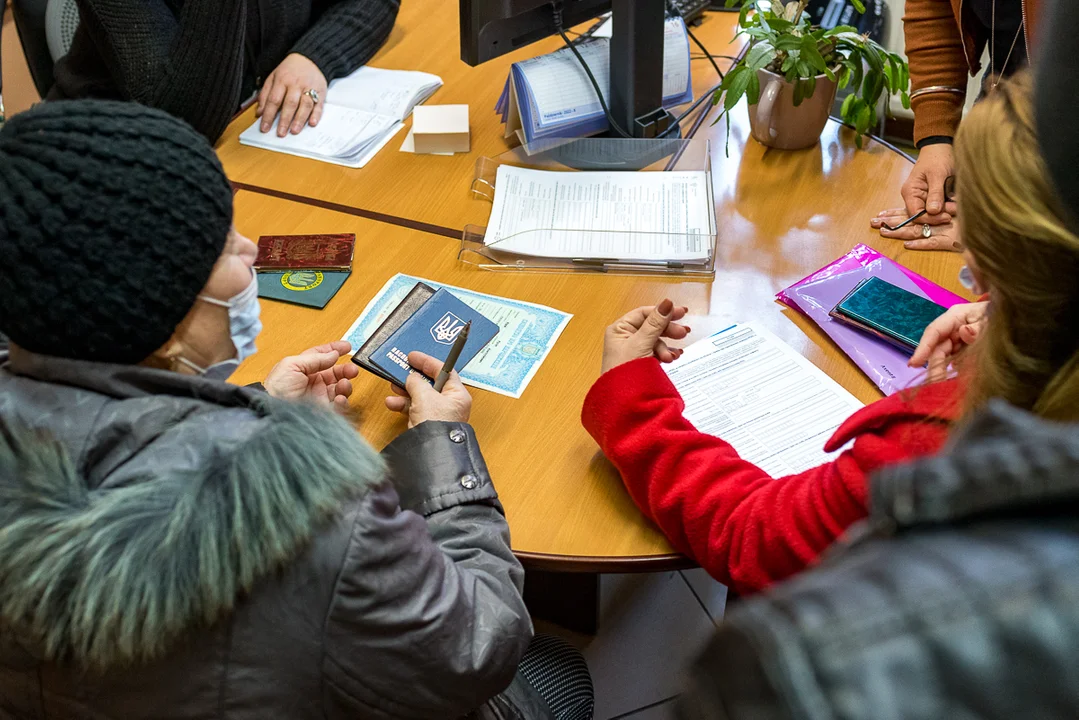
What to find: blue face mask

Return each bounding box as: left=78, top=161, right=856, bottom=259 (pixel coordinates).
left=176, top=268, right=262, bottom=381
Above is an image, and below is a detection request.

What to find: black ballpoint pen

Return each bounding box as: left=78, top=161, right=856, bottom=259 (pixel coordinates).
left=433, top=321, right=470, bottom=392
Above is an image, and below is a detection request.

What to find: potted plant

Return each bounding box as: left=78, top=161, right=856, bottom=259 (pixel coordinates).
left=715, top=0, right=910, bottom=150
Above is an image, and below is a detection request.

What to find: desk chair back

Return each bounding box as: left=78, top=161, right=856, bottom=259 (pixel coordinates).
left=8, top=0, right=77, bottom=98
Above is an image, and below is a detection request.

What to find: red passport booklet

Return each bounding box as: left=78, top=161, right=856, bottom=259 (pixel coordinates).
left=254, top=233, right=356, bottom=271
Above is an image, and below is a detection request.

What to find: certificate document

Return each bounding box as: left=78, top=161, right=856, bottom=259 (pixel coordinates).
left=342, top=274, right=572, bottom=398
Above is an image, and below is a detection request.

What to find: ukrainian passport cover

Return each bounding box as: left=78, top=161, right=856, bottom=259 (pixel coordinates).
left=370, top=288, right=499, bottom=387
left=254, top=233, right=356, bottom=271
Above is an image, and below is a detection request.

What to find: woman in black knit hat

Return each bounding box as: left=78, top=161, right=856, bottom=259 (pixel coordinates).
left=48, top=0, right=400, bottom=143
left=0, top=99, right=594, bottom=720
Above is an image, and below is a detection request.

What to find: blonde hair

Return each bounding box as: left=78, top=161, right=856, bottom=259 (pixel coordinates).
left=956, top=71, right=1079, bottom=421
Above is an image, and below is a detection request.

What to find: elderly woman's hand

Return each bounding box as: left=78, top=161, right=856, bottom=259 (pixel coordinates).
left=264, top=340, right=358, bottom=412
left=384, top=352, right=473, bottom=428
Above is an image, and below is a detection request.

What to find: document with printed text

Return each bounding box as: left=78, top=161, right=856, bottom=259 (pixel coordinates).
left=664, top=323, right=865, bottom=476
left=483, top=165, right=713, bottom=261
left=342, top=274, right=572, bottom=398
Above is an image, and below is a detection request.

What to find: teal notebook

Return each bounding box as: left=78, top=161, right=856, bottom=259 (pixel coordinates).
left=257, top=271, right=350, bottom=308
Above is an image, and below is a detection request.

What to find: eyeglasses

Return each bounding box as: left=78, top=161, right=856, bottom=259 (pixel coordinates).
left=881, top=176, right=957, bottom=231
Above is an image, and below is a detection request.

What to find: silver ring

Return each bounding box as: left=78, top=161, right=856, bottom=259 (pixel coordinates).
left=304, top=88, right=320, bottom=105
left=922, top=224, right=932, bottom=238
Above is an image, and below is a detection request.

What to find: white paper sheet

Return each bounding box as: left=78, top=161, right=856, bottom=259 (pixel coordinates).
left=592, top=14, right=613, bottom=38
left=483, top=165, right=713, bottom=261
left=327, top=66, right=443, bottom=121
left=239, top=106, right=404, bottom=168
left=664, top=323, right=865, bottom=476
left=342, top=274, right=572, bottom=399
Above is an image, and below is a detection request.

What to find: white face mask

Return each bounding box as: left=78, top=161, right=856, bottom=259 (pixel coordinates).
left=176, top=268, right=262, bottom=381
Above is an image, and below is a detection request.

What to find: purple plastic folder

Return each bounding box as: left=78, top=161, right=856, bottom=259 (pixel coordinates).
left=776, top=244, right=968, bottom=396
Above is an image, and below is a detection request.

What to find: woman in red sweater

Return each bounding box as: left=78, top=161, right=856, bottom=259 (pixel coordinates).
left=582, top=72, right=1079, bottom=595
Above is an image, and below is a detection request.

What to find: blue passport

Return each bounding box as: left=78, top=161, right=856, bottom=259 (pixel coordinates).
left=370, top=288, right=500, bottom=387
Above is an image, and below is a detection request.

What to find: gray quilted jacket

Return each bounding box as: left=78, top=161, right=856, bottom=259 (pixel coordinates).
left=0, top=344, right=537, bottom=719
left=680, top=400, right=1079, bottom=719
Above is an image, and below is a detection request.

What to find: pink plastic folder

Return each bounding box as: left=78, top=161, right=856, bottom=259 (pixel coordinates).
left=776, top=244, right=968, bottom=396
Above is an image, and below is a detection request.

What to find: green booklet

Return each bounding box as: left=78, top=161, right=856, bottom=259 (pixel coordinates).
left=257, top=270, right=350, bottom=309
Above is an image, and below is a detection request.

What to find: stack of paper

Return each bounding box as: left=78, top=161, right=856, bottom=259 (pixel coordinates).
left=482, top=164, right=714, bottom=262
left=495, top=17, right=693, bottom=144
left=240, top=67, right=443, bottom=168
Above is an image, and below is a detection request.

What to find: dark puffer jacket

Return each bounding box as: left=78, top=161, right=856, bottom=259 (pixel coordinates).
left=0, top=344, right=538, bottom=719
left=680, top=400, right=1079, bottom=719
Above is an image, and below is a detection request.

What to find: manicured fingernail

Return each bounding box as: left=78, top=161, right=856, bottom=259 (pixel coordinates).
left=658, top=299, right=674, bottom=315
left=929, top=203, right=941, bottom=212
left=870, top=219, right=881, bottom=227
left=904, top=242, right=914, bottom=249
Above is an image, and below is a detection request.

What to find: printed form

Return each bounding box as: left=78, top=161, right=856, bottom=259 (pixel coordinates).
left=664, top=324, right=864, bottom=476
left=483, top=165, right=713, bottom=261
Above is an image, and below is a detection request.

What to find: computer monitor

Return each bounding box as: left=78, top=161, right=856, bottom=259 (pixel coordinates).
left=460, top=0, right=672, bottom=138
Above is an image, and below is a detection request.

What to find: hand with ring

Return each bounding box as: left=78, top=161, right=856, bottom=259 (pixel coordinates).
left=257, top=53, right=328, bottom=137
left=872, top=212, right=963, bottom=251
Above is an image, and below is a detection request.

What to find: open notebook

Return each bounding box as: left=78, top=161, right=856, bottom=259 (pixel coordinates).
left=239, top=67, right=443, bottom=168
left=495, top=17, right=693, bottom=145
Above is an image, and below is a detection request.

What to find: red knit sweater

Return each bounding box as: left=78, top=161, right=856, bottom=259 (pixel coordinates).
left=581, top=358, right=961, bottom=595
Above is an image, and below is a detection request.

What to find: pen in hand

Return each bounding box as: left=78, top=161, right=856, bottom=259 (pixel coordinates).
left=433, top=321, right=471, bottom=392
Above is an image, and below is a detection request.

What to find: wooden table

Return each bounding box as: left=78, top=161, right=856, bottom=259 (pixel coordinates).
left=230, top=165, right=971, bottom=572
left=221, top=2, right=973, bottom=573
left=216, top=4, right=749, bottom=236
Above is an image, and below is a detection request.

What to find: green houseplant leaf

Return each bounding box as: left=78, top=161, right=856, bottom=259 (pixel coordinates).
left=711, top=0, right=906, bottom=150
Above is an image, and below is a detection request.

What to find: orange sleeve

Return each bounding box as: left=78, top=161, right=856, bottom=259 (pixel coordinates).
left=903, top=0, right=971, bottom=142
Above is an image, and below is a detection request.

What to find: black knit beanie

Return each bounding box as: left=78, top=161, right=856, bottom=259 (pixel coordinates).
left=0, top=100, right=234, bottom=364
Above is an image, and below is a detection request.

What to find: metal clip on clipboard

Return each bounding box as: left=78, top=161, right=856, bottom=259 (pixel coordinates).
left=461, top=137, right=719, bottom=279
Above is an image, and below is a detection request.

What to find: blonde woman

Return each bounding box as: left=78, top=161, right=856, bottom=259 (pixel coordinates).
left=583, top=70, right=1079, bottom=595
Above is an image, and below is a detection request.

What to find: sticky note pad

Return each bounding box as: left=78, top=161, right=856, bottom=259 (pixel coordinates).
left=411, top=104, right=470, bottom=154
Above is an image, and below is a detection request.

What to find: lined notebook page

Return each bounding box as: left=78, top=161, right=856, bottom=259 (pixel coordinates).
left=665, top=324, right=865, bottom=476
left=483, top=165, right=712, bottom=261
left=327, top=67, right=443, bottom=120
left=240, top=107, right=395, bottom=156
left=518, top=18, right=692, bottom=128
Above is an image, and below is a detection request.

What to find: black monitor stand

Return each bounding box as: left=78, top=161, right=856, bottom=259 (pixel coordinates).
left=608, top=0, right=673, bottom=139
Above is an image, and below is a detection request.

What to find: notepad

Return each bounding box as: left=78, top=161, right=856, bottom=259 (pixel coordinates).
left=482, top=164, right=713, bottom=262
left=239, top=67, right=443, bottom=168
left=664, top=323, right=865, bottom=476
left=495, top=17, right=693, bottom=144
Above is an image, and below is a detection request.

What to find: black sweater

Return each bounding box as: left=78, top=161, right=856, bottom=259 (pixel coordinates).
left=49, top=0, right=400, bottom=143
left=1036, top=0, right=1078, bottom=223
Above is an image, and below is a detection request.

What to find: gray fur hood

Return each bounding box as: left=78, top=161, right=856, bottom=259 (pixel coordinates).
left=0, top=371, right=385, bottom=670
left=0, top=346, right=536, bottom=719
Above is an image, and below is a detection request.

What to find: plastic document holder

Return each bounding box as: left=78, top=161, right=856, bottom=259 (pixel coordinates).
left=461, top=138, right=718, bottom=279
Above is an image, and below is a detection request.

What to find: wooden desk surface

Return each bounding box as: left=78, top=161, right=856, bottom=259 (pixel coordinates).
left=216, top=4, right=748, bottom=235
left=221, top=2, right=972, bottom=569
left=230, top=184, right=972, bottom=570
